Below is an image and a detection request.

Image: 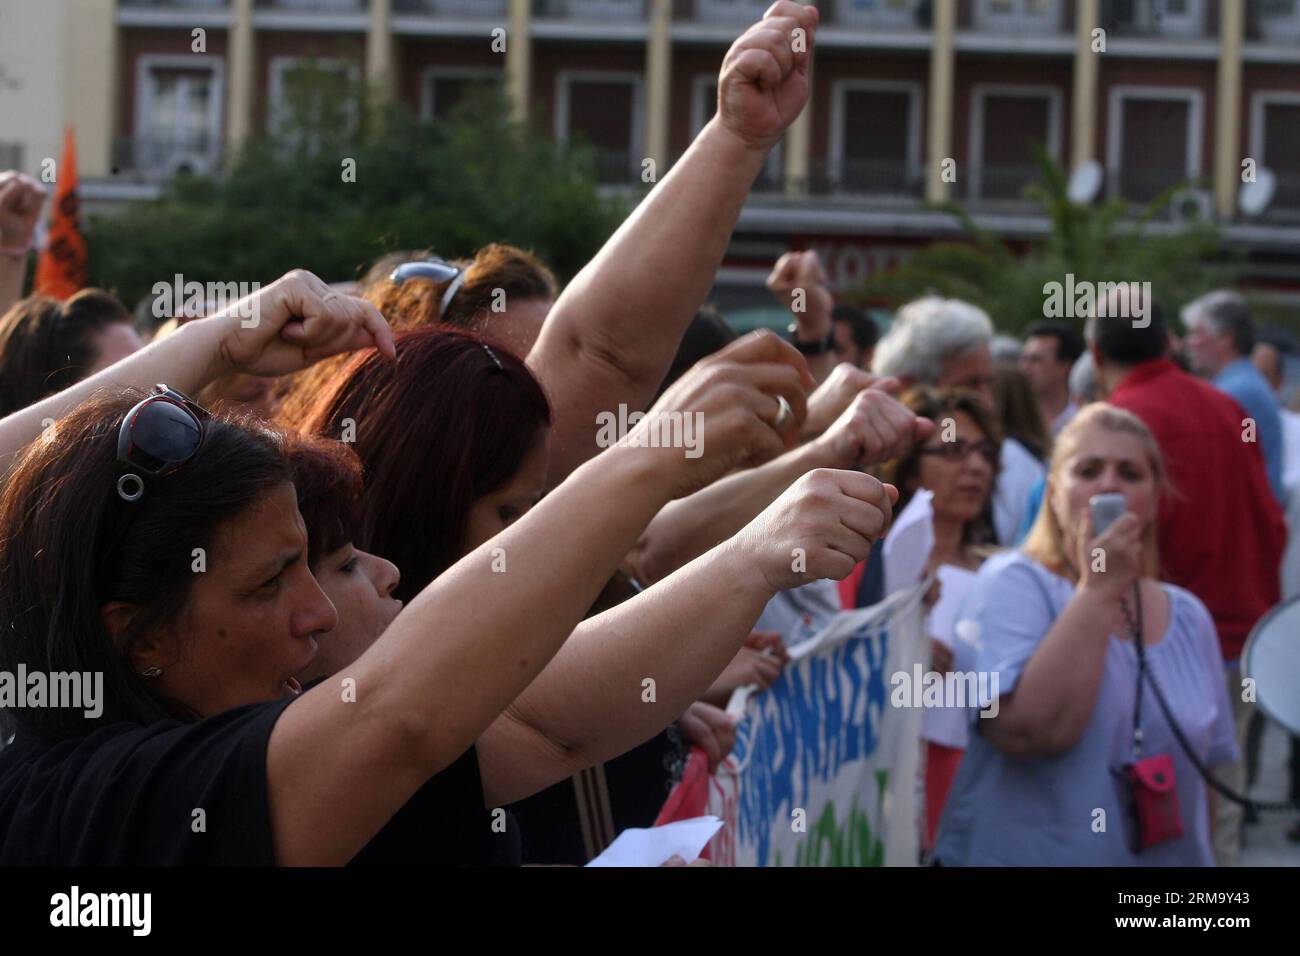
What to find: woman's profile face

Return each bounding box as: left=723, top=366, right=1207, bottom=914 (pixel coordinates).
left=135, top=482, right=338, bottom=716
left=461, top=428, right=551, bottom=556
left=298, top=544, right=403, bottom=681
left=1049, top=423, right=1158, bottom=555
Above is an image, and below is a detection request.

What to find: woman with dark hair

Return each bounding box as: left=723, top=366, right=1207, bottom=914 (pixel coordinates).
left=290, top=327, right=553, bottom=599
left=0, top=297, right=894, bottom=864
left=874, top=387, right=1001, bottom=850
left=993, top=364, right=1050, bottom=464
left=0, top=290, right=144, bottom=415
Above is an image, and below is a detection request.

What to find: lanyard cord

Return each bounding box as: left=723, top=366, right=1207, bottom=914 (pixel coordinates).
left=1121, top=581, right=1297, bottom=812
left=1120, top=581, right=1145, bottom=759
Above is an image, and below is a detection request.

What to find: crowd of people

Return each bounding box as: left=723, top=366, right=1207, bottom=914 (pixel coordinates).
left=0, top=2, right=1293, bottom=867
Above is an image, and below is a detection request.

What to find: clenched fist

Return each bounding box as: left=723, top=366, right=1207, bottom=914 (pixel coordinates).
left=729, top=468, right=897, bottom=595
left=0, top=171, right=46, bottom=255
left=717, top=1, right=819, bottom=150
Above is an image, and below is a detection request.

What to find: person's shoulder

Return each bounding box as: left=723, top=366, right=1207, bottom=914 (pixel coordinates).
left=1129, top=369, right=1245, bottom=429
left=6, top=697, right=293, bottom=781
left=1000, top=437, right=1040, bottom=467
left=974, top=550, right=1061, bottom=600
left=1162, top=582, right=1216, bottom=643
left=999, top=438, right=1046, bottom=481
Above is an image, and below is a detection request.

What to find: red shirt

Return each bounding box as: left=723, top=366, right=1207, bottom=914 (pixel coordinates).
left=1109, top=358, right=1285, bottom=660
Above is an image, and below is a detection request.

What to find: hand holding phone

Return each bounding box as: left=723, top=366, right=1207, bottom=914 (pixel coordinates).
left=1090, top=493, right=1127, bottom=537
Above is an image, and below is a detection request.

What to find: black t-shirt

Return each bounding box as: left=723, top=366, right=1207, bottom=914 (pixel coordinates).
left=510, top=727, right=683, bottom=865
left=0, top=695, right=520, bottom=866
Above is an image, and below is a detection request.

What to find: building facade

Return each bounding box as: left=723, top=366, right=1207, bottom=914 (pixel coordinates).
left=5, top=0, right=1300, bottom=309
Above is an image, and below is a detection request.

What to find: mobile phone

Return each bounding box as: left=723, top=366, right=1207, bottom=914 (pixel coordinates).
left=1090, top=493, right=1127, bottom=536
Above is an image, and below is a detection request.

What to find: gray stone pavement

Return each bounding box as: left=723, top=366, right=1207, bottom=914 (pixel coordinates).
left=1241, top=717, right=1300, bottom=866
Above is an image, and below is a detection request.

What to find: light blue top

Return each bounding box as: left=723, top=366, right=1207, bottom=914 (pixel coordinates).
left=935, top=551, right=1237, bottom=866
left=1015, top=475, right=1047, bottom=544
left=1215, top=357, right=1284, bottom=503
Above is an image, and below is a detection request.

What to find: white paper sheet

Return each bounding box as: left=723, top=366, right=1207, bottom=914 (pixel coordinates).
left=585, top=816, right=724, bottom=868
left=929, top=564, right=978, bottom=651
left=883, top=488, right=934, bottom=598
left=922, top=563, right=980, bottom=750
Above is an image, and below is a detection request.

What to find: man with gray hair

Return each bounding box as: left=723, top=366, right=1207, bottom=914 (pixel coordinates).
left=873, top=296, right=1045, bottom=544
left=1183, top=290, right=1284, bottom=502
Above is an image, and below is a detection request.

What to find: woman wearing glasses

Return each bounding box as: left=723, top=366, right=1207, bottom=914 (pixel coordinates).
left=875, top=388, right=1001, bottom=850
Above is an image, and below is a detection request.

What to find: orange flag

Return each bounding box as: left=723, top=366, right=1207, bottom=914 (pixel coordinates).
left=34, top=126, right=87, bottom=301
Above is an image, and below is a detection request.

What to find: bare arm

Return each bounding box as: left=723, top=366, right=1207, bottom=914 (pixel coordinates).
left=529, top=2, right=820, bottom=484
left=981, top=586, right=1116, bottom=758
left=632, top=386, right=933, bottom=584
left=476, top=469, right=895, bottom=807
left=0, top=270, right=395, bottom=477
left=632, top=442, right=828, bottom=585
left=983, top=513, right=1143, bottom=758
left=265, top=332, right=812, bottom=865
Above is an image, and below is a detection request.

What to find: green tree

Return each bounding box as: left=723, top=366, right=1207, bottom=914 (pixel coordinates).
left=846, top=152, right=1236, bottom=332
left=87, top=71, right=625, bottom=311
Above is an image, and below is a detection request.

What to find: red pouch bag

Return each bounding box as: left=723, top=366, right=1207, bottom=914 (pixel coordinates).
left=1127, top=752, right=1184, bottom=849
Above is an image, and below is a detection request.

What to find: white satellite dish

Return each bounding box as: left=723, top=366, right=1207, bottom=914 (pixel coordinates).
left=1067, top=160, right=1104, bottom=205
left=1239, top=167, right=1277, bottom=217
left=1242, top=596, right=1300, bottom=736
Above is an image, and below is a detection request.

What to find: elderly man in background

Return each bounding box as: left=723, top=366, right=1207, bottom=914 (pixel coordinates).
left=1183, top=290, right=1285, bottom=504
left=873, top=296, right=1044, bottom=545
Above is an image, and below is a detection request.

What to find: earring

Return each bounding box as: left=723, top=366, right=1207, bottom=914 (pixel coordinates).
left=138, top=666, right=163, bottom=679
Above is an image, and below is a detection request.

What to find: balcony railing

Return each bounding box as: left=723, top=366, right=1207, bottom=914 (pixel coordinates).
left=112, top=134, right=225, bottom=181
left=693, top=0, right=771, bottom=22
left=966, top=162, right=1049, bottom=202
left=255, top=0, right=369, bottom=9
left=1102, top=0, right=1208, bottom=39
left=969, top=0, right=1066, bottom=35
left=836, top=0, right=927, bottom=30
left=1251, top=0, right=1300, bottom=42
left=394, top=0, right=506, bottom=13
left=121, top=0, right=229, bottom=7
left=538, top=0, right=645, bottom=18
left=810, top=158, right=926, bottom=198
left=1108, top=166, right=1198, bottom=204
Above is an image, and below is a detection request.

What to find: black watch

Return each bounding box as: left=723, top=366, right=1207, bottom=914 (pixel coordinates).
left=787, top=324, right=836, bottom=356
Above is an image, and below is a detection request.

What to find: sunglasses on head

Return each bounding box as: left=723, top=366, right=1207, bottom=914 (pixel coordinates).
left=389, top=258, right=466, bottom=319
left=116, top=384, right=210, bottom=502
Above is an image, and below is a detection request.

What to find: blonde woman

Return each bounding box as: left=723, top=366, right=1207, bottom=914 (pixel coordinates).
left=934, top=404, right=1237, bottom=865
